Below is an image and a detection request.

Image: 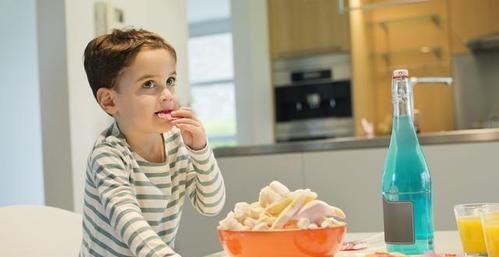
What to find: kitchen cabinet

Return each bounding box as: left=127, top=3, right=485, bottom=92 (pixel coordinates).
left=350, top=0, right=455, bottom=135
left=302, top=148, right=387, bottom=232
left=176, top=141, right=499, bottom=257
left=448, top=0, right=499, bottom=54
left=267, top=0, right=351, bottom=59
left=303, top=142, right=499, bottom=233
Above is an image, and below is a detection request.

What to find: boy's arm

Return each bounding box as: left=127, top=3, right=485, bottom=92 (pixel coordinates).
left=91, top=145, right=181, bottom=257
left=186, top=145, right=226, bottom=216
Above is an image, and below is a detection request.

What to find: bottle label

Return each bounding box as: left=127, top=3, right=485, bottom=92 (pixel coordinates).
left=383, top=197, right=415, bottom=244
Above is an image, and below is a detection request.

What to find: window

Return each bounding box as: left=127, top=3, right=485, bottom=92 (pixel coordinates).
left=188, top=32, right=237, bottom=147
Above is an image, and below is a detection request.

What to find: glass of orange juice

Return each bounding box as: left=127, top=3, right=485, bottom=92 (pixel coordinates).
left=454, top=203, right=487, bottom=256
left=481, top=203, right=499, bottom=257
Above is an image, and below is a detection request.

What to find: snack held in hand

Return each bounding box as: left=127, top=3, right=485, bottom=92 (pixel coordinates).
left=218, top=181, right=346, bottom=231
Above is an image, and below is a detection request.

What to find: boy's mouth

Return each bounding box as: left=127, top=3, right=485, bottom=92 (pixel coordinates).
left=155, top=109, right=174, bottom=120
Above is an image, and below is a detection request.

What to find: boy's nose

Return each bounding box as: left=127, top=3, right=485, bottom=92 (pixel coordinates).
left=160, top=86, right=174, bottom=102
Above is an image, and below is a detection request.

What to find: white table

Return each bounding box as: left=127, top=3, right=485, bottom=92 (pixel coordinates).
left=204, top=231, right=462, bottom=257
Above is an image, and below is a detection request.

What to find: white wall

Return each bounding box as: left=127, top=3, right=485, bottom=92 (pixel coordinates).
left=1, top=0, right=273, bottom=208
left=0, top=0, right=189, bottom=210
left=187, top=0, right=230, bottom=23
left=231, top=0, right=274, bottom=145
left=38, top=0, right=74, bottom=211
left=65, top=0, right=190, bottom=213
left=0, top=0, right=45, bottom=206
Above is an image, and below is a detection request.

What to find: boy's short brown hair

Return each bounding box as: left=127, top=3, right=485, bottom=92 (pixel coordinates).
left=83, top=28, right=177, bottom=98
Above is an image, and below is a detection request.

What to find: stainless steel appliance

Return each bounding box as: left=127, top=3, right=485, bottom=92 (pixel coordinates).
left=273, top=54, right=354, bottom=142
left=449, top=32, right=499, bottom=129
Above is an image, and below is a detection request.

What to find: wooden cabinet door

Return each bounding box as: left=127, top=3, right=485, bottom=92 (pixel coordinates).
left=268, top=0, right=295, bottom=59
left=268, top=0, right=351, bottom=59
left=448, top=0, right=499, bottom=54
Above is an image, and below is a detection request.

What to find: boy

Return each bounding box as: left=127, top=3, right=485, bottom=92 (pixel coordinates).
left=80, top=28, right=225, bottom=257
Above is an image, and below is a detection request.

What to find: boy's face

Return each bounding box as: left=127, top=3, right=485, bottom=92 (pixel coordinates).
left=110, top=48, right=178, bottom=134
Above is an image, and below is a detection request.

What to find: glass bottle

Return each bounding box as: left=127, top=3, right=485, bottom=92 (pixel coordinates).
left=381, top=69, right=434, bottom=254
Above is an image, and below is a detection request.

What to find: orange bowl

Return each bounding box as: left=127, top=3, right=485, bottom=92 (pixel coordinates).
left=217, top=224, right=347, bottom=257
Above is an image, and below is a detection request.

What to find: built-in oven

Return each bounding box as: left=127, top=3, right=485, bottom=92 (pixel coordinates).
left=273, top=53, right=354, bottom=142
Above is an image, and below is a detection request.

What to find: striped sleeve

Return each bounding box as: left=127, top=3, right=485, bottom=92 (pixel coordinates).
left=90, top=145, right=181, bottom=257
left=186, top=145, right=226, bottom=216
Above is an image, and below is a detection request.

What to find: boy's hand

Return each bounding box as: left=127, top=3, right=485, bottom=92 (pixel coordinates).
left=170, top=107, right=207, bottom=150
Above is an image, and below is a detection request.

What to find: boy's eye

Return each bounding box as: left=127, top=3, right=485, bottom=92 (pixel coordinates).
left=143, top=80, right=156, bottom=89
left=166, top=77, right=176, bottom=87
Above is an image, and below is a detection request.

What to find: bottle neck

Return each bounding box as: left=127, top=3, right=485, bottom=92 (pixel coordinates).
left=392, top=77, right=414, bottom=118
left=390, top=76, right=418, bottom=142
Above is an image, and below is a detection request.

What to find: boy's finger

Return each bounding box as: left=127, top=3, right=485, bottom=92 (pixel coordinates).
left=175, top=123, right=203, bottom=134
left=175, top=105, right=191, bottom=110
left=172, top=109, right=195, bottom=119
left=174, top=106, right=193, bottom=114
left=171, top=118, right=201, bottom=127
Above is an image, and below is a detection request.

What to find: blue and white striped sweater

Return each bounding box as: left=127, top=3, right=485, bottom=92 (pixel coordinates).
left=80, top=123, right=225, bottom=257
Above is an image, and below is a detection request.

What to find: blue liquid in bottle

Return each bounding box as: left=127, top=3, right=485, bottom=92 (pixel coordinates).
left=381, top=69, right=434, bottom=255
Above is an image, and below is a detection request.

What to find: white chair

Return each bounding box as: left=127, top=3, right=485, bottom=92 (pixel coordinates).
left=0, top=205, right=82, bottom=257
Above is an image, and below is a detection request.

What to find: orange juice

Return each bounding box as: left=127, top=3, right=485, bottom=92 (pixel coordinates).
left=483, top=213, right=499, bottom=257
left=456, top=216, right=487, bottom=254
left=484, top=224, right=499, bottom=257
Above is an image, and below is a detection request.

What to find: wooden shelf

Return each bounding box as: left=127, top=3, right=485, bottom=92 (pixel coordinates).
left=372, top=46, right=443, bottom=65
left=374, top=62, right=449, bottom=74
left=369, top=14, right=441, bottom=30
left=340, top=0, right=433, bottom=13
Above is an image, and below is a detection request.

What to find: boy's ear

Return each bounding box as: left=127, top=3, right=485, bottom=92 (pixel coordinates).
left=96, top=88, right=118, bottom=116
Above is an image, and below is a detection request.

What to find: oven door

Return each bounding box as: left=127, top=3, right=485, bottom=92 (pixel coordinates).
left=274, top=80, right=353, bottom=142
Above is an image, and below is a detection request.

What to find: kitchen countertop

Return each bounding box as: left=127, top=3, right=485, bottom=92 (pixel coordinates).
left=214, top=128, right=499, bottom=157
left=204, top=230, right=462, bottom=257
